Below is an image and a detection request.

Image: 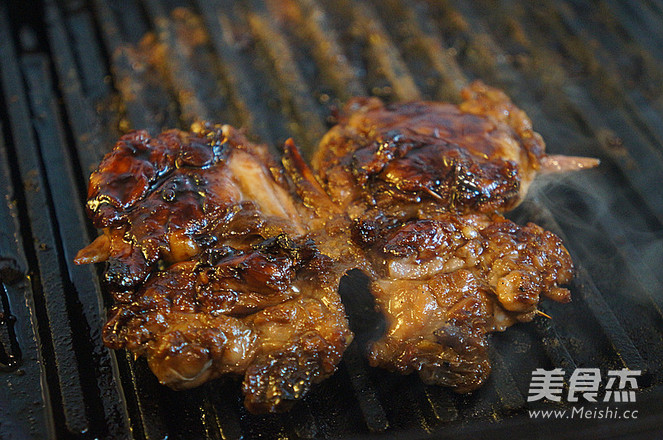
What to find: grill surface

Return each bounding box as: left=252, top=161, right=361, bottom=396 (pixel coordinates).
left=1, top=0, right=663, bottom=439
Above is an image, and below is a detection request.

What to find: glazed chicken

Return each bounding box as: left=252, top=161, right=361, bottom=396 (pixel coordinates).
left=76, top=125, right=306, bottom=294
left=313, top=82, right=598, bottom=219
left=76, top=81, right=595, bottom=410
left=76, top=124, right=355, bottom=413
left=313, top=82, right=593, bottom=392
left=352, top=212, right=572, bottom=391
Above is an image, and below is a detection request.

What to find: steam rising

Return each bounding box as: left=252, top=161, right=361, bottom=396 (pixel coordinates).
left=525, top=165, right=663, bottom=309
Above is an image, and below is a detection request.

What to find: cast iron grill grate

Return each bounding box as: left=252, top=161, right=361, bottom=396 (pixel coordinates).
left=1, top=0, right=663, bottom=438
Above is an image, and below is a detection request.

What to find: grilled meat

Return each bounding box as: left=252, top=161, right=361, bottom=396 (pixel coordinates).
left=76, top=124, right=353, bottom=413
left=76, top=82, right=593, bottom=410
left=104, top=235, right=352, bottom=413
left=312, top=81, right=598, bottom=218
left=77, top=125, right=305, bottom=295
left=353, top=212, right=573, bottom=391
left=311, top=81, right=591, bottom=391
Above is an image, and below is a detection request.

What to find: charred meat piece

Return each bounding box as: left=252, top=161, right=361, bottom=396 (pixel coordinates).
left=77, top=125, right=353, bottom=413
left=76, top=82, right=591, bottom=410
left=353, top=212, right=573, bottom=391
left=313, top=81, right=598, bottom=218
left=76, top=124, right=305, bottom=295
left=104, top=235, right=351, bottom=413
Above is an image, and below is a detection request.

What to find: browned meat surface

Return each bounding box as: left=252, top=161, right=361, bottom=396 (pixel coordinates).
left=309, top=81, right=588, bottom=392
left=76, top=124, right=353, bottom=413
left=77, top=124, right=305, bottom=294
left=104, top=235, right=351, bottom=413
left=76, top=82, right=591, bottom=411
left=353, top=212, right=573, bottom=391
left=312, top=81, right=598, bottom=218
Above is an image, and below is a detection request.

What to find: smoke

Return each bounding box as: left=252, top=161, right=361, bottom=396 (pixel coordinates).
left=524, top=163, right=663, bottom=311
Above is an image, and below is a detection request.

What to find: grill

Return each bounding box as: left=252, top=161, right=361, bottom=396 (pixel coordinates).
left=1, top=0, right=663, bottom=438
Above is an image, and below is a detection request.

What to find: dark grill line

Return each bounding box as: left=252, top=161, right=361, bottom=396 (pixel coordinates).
left=92, top=3, right=236, bottom=438
left=293, top=0, right=365, bottom=101
left=349, top=0, right=422, bottom=101
left=44, top=1, right=109, bottom=178
left=0, top=19, right=88, bottom=434
left=201, top=384, right=244, bottom=440
left=599, top=0, right=663, bottom=60
left=504, top=0, right=663, bottom=224
left=245, top=0, right=327, bottom=153
left=342, top=343, right=390, bottom=433
left=380, top=0, right=467, bottom=102
left=477, top=0, right=663, bottom=309
left=0, top=124, right=53, bottom=439
left=142, top=0, right=230, bottom=127
left=23, top=48, right=134, bottom=438
left=91, top=0, right=180, bottom=133
left=523, top=197, right=648, bottom=375
left=61, top=1, right=113, bottom=104
left=422, top=387, right=459, bottom=423
left=533, top=310, right=578, bottom=374
left=487, top=348, right=527, bottom=412
left=194, top=0, right=278, bottom=143
left=62, top=3, right=219, bottom=438
left=430, top=0, right=663, bottom=318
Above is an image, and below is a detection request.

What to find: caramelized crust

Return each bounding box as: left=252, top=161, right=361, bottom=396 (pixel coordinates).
left=76, top=82, right=589, bottom=410
left=312, top=82, right=548, bottom=217
left=104, top=236, right=351, bottom=412
left=354, top=213, right=573, bottom=391
left=308, top=82, right=587, bottom=392
left=78, top=124, right=304, bottom=293
left=78, top=124, right=352, bottom=413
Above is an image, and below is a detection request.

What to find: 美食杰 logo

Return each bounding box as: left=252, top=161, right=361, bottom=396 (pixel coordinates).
left=527, top=368, right=641, bottom=420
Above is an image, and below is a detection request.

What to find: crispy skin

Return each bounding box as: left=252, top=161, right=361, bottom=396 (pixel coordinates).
left=311, top=82, right=584, bottom=392
left=77, top=125, right=353, bottom=413
left=313, top=82, right=570, bottom=218
left=353, top=212, right=573, bottom=391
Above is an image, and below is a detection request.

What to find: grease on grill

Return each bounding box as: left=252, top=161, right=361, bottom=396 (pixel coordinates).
left=0, top=285, right=21, bottom=372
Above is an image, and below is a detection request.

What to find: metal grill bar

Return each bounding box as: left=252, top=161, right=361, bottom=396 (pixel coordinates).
left=194, top=0, right=277, bottom=143
left=457, top=0, right=663, bottom=314
left=381, top=0, right=467, bottom=101
left=0, top=12, right=93, bottom=436
left=521, top=198, right=647, bottom=372
left=20, top=75, right=86, bottom=431
left=0, top=123, right=53, bottom=439
left=463, top=0, right=663, bottom=330
left=91, top=0, right=180, bottom=133
left=419, top=0, right=663, bottom=326
left=143, top=0, right=230, bottom=127
left=292, top=0, right=365, bottom=100
left=480, top=0, right=663, bottom=225
left=23, top=49, right=132, bottom=438
left=349, top=1, right=422, bottom=101
left=245, top=0, right=327, bottom=152
left=373, top=0, right=599, bottom=395
left=600, top=0, right=663, bottom=59
left=343, top=343, right=390, bottom=432
left=44, top=1, right=109, bottom=176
